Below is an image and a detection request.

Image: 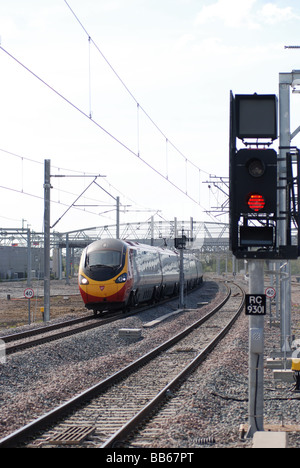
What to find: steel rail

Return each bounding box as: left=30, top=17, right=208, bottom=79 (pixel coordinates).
left=2, top=285, right=204, bottom=355
left=0, top=283, right=233, bottom=448
left=101, top=283, right=245, bottom=448
left=1, top=314, right=96, bottom=343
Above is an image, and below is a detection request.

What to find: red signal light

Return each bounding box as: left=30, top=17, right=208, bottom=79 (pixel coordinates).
left=247, top=193, right=265, bottom=212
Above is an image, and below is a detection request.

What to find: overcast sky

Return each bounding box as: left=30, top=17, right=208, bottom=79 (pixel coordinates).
left=0, top=0, right=300, bottom=233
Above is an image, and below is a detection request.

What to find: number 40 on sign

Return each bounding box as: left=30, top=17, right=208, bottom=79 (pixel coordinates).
left=265, top=287, right=276, bottom=299
left=24, top=288, right=34, bottom=299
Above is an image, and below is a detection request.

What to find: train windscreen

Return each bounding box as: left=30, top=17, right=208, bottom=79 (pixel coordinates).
left=88, top=250, right=121, bottom=268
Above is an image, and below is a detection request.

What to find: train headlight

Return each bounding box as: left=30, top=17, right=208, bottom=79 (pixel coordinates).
left=115, top=273, right=127, bottom=283
left=79, top=275, right=89, bottom=285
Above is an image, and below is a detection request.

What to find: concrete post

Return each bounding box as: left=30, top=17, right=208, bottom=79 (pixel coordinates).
left=248, top=260, right=265, bottom=437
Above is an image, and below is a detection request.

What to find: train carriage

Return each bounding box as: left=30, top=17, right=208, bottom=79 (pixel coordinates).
left=78, top=238, right=202, bottom=313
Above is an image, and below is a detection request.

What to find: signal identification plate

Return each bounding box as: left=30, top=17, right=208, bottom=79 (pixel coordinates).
left=245, top=294, right=266, bottom=315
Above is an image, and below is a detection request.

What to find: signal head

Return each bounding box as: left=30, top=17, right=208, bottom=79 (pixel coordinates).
left=247, top=158, right=265, bottom=178
left=247, top=193, right=266, bottom=212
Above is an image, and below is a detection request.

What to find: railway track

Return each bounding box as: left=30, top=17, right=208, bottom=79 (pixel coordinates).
left=1, top=286, right=204, bottom=355
left=0, top=281, right=245, bottom=448
left=1, top=312, right=122, bottom=355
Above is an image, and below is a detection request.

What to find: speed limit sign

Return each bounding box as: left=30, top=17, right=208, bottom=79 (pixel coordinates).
left=265, top=287, right=276, bottom=299
left=24, top=288, right=34, bottom=299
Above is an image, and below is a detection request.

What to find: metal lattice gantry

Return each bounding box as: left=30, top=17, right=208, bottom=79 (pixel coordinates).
left=51, top=218, right=229, bottom=252
left=0, top=219, right=230, bottom=286
left=0, top=219, right=230, bottom=251
left=0, top=218, right=230, bottom=257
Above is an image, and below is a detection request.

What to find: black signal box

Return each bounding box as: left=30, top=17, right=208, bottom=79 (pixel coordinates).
left=232, top=148, right=277, bottom=217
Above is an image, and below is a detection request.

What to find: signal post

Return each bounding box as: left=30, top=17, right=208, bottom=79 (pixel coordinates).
left=247, top=261, right=265, bottom=435
left=229, top=91, right=299, bottom=437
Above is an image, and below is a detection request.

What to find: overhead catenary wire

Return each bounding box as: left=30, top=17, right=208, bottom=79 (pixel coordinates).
left=0, top=147, right=157, bottom=222
left=0, top=0, right=225, bottom=223
left=51, top=176, right=99, bottom=229
left=0, top=154, right=119, bottom=223
left=0, top=45, right=207, bottom=211
left=88, top=35, right=92, bottom=119
left=63, top=0, right=210, bottom=177
left=0, top=183, right=113, bottom=220
left=0, top=46, right=136, bottom=158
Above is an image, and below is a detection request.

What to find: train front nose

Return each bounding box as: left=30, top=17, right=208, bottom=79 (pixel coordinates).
left=78, top=240, right=129, bottom=311
left=79, top=275, right=128, bottom=309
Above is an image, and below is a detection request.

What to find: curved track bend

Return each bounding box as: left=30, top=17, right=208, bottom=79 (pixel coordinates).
left=0, top=282, right=244, bottom=448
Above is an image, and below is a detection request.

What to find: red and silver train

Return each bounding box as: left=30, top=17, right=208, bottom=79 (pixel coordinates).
left=78, top=238, right=203, bottom=313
